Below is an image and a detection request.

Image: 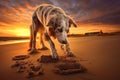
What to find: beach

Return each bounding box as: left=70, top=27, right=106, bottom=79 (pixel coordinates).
left=0, top=36, right=120, bottom=80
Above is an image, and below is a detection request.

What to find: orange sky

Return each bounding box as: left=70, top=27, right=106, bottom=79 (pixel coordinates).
left=0, top=24, right=120, bottom=37
left=0, top=0, right=120, bottom=37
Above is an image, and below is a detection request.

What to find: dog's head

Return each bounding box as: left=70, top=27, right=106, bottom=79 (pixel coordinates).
left=47, top=14, right=77, bottom=44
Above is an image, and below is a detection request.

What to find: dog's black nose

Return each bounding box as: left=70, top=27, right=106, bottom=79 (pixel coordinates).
left=62, top=41, right=67, bottom=44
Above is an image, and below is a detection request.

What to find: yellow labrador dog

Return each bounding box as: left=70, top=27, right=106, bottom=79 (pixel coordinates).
left=28, top=4, right=77, bottom=59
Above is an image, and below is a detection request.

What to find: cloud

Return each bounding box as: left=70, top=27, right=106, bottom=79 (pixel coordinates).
left=0, top=0, right=120, bottom=27
left=81, top=11, right=120, bottom=25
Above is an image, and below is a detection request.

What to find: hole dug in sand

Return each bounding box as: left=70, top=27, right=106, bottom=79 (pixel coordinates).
left=53, top=57, right=86, bottom=75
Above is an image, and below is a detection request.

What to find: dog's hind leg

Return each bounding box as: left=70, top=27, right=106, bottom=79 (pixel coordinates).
left=44, top=32, right=58, bottom=59
left=38, top=32, right=48, bottom=50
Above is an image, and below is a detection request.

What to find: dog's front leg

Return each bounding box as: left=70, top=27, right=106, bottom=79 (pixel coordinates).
left=65, top=40, right=74, bottom=57
left=44, top=32, right=58, bottom=59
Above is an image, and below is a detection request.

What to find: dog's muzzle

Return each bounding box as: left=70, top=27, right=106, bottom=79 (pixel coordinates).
left=61, top=40, right=67, bottom=44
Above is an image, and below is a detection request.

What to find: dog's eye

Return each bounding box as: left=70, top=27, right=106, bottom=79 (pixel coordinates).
left=57, top=28, right=63, bottom=32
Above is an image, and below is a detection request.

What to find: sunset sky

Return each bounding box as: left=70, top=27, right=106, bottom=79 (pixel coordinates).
left=0, top=0, right=120, bottom=37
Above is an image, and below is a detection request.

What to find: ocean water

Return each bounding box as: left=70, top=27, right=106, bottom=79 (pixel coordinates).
left=0, top=39, right=30, bottom=45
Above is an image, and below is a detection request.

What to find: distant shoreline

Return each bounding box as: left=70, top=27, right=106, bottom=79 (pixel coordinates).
left=0, top=31, right=120, bottom=41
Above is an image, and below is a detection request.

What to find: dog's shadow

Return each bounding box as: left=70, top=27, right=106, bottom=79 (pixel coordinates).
left=28, top=47, right=49, bottom=55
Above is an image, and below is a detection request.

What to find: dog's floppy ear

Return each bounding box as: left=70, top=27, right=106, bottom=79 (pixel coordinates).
left=47, top=15, right=57, bottom=27
left=67, top=16, right=77, bottom=28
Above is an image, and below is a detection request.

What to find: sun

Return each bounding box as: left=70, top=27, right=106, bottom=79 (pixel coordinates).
left=6, top=28, right=30, bottom=37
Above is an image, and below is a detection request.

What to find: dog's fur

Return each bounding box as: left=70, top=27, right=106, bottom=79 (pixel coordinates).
left=28, top=4, right=77, bottom=59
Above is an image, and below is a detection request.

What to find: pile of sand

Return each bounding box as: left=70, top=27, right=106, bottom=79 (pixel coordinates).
left=11, top=55, right=43, bottom=78
left=38, top=55, right=59, bottom=63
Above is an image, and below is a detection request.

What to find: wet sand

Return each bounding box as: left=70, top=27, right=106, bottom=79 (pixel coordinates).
left=0, top=36, right=120, bottom=80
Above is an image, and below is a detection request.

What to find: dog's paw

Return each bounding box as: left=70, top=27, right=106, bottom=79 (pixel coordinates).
left=29, top=49, right=39, bottom=54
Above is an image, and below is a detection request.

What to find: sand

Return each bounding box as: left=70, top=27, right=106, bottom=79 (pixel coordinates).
left=0, top=35, right=120, bottom=80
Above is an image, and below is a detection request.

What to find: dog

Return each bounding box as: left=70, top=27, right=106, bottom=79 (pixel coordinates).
left=28, top=4, right=77, bottom=59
